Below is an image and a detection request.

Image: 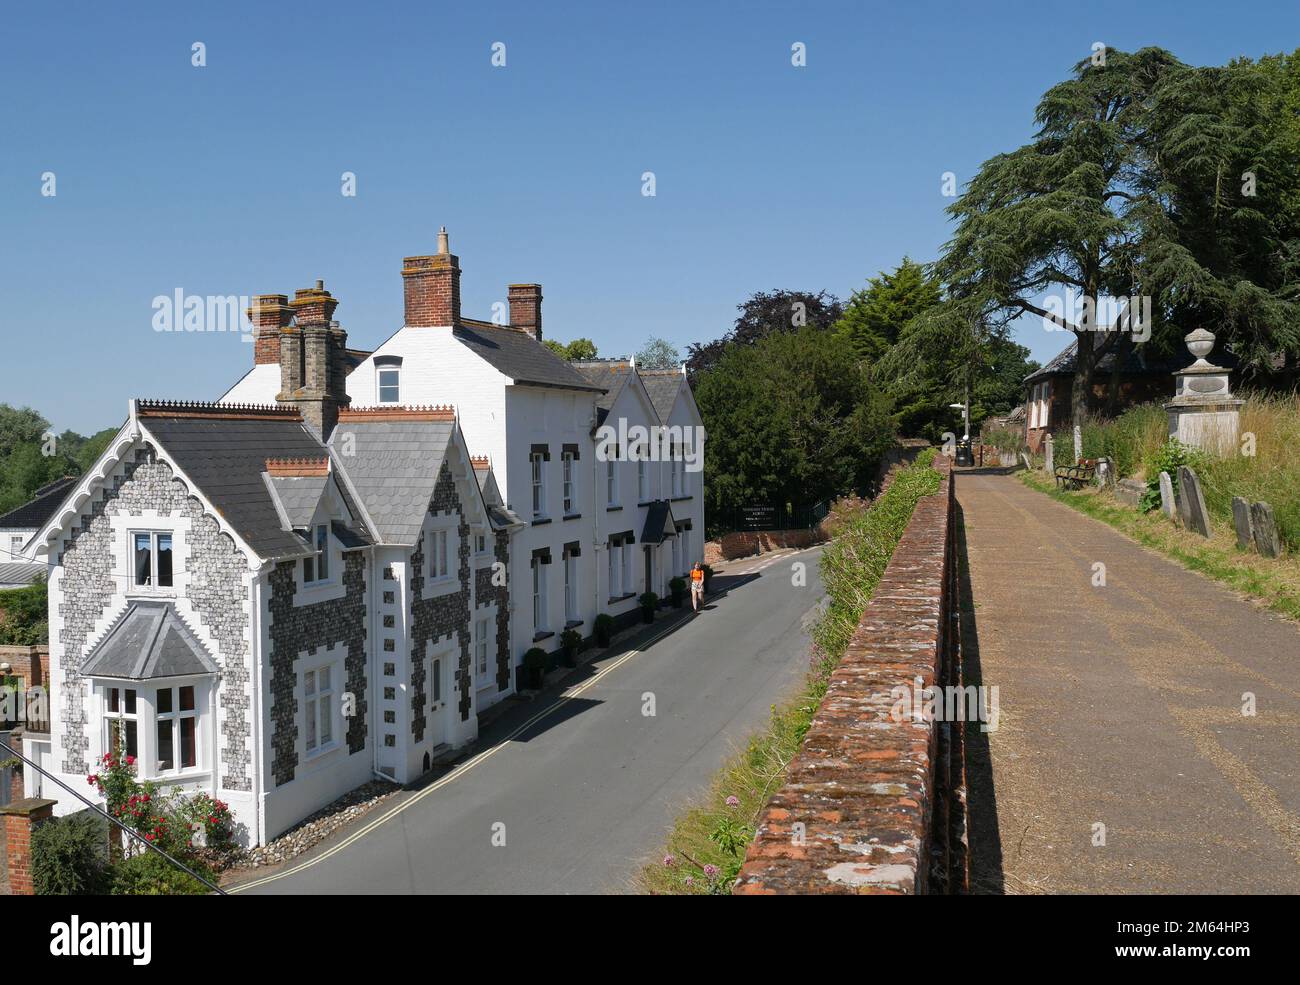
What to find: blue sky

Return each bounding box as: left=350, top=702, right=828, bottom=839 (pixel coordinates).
left=2, top=0, right=1296, bottom=434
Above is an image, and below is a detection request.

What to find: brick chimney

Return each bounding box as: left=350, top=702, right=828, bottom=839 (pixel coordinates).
left=402, top=226, right=461, bottom=327
left=277, top=280, right=350, bottom=437
left=509, top=284, right=542, bottom=342
left=248, top=295, right=294, bottom=365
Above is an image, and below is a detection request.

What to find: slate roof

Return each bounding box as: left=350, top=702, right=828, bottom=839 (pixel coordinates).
left=267, top=474, right=329, bottom=529
left=328, top=420, right=454, bottom=545
left=1024, top=338, right=1237, bottom=383
left=141, top=409, right=337, bottom=560
left=81, top=601, right=218, bottom=680
left=638, top=370, right=684, bottom=423
left=640, top=499, right=678, bottom=545
left=0, top=561, right=43, bottom=586
left=0, top=476, right=79, bottom=530
left=454, top=321, right=605, bottom=393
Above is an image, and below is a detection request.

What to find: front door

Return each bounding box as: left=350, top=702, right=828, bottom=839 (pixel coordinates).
left=644, top=547, right=653, bottom=598
left=428, top=652, right=449, bottom=749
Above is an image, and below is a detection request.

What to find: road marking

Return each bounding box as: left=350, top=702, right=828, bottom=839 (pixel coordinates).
left=230, top=619, right=685, bottom=893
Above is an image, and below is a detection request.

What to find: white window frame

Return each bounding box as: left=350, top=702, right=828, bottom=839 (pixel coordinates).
left=475, top=531, right=488, bottom=556
left=153, top=683, right=200, bottom=776
left=303, top=523, right=330, bottom=584
left=564, top=552, right=577, bottom=622
left=637, top=457, right=648, bottom=502
left=130, top=530, right=175, bottom=590
left=304, top=664, right=336, bottom=758
left=532, top=556, right=548, bottom=632
left=622, top=542, right=634, bottom=595
left=377, top=366, right=401, bottom=404
left=562, top=451, right=576, bottom=515
left=10, top=534, right=24, bottom=554
left=608, top=543, right=620, bottom=599
left=671, top=444, right=684, bottom=498
left=103, top=685, right=140, bottom=762
left=606, top=449, right=618, bottom=507
left=429, top=527, right=452, bottom=582
left=531, top=453, right=547, bottom=519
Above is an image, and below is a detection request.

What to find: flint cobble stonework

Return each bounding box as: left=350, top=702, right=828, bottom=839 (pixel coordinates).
left=410, top=463, right=473, bottom=743
left=474, top=530, right=512, bottom=692
left=268, top=552, right=369, bottom=786
left=734, top=455, right=964, bottom=895
left=55, top=447, right=253, bottom=789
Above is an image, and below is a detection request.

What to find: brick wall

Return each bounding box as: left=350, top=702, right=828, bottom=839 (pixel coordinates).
left=734, top=456, right=965, bottom=894
left=704, top=528, right=828, bottom=564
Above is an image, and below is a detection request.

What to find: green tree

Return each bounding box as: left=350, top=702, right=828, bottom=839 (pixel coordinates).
left=635, top=337, right=681, bottom=370
left=542, top=337, right=598, bottom=361
left=686, top=290, right=843, bottom=378
left=693, top=327, right=894, bottom=525
left=834, top=258, right=941, bottom=365
left=0, top=404, right=49, bottom=459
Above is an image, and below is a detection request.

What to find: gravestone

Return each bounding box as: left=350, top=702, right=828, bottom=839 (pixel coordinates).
left=1096, top=457, right=1116, bottom=489
left=1073, top=424, right=1082, bottom=463
left=1020, top=452, right=1031, bottom=471
left=1177, top=466, right=1211, bottom=537
left=1232, top=497, right=1254, bottom=551
left=1158, top=471, right=1175, bottom=519
left=1044, top=435, right=1054, bottom=475
left=1250, top=501, right=1282, bottom=558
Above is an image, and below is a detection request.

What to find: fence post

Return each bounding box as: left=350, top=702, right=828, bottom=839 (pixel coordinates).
left=1, top=797, right=56, bottom=895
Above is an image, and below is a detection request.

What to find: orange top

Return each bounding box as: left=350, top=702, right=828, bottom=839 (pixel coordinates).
left=690, top=568, right=704, bottom=583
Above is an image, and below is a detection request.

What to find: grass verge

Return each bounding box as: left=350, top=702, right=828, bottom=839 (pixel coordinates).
left=1020, top=469, right=1300, bottom=622
left=638, top=450, right=943, bottom=894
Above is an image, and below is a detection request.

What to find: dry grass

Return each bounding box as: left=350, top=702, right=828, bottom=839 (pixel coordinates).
left=1021, top=469, right=1300, bottom=621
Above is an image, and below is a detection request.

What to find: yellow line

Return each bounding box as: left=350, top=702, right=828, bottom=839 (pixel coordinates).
left=230, top=621, right=682, bottom=893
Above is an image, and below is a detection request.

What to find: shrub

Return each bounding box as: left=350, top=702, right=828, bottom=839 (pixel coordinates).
left=669, top=576, right=686, bottom=606
left=110, top=851, right=214, bottom=896
left=638, top=592, right=659, bottom=622
left=176, top=792, right=235, bottom=854
left=559, top=628, right=582, bottom=667
left=593, top=613, right=615, bottom=647
left=32, top=811, right=110, bottom=895
left=981, top=425, right=1023, bottom=454
left=0, top=580, right=48, bottom=646
left=1139, top=439, right=1206, bottom=512
left=522, top=647, right=547, bottom=688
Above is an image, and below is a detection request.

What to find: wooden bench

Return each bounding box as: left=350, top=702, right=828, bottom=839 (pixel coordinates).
left=1054, top=458, right=1098, bottom=489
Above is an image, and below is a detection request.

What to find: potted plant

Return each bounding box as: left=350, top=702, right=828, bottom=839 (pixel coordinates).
left=559, top=628, right=582, bottom=667
left=638, top=591, right=659, bottom=624
left=523, top=647, right=547, bottom=689
left=594, top=613, right=615, bottom=647
left=669, top=576, right=686, bottom=608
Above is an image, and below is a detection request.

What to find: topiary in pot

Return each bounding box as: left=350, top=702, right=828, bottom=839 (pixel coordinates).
left=669, top=576, right=686, bottom=608
left=523, top=647, right=548, bottom=689
left=594, top=613, right=615, bottom=647
left=559, top=628, right=582, bottom=667
left=638, top=592, right=659, bottom=623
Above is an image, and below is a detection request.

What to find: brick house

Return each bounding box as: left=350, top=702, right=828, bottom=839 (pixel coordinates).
left=1022, top=337, right=1230, bottom=453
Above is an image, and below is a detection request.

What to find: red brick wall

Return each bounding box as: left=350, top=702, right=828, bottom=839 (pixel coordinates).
left=402, top=254, right=461, bottom=327
left=704, top=528, right=828, bottom=564
left=1, top=799, right=54, bottom=895
left=734, top=455, right=964, bottom=894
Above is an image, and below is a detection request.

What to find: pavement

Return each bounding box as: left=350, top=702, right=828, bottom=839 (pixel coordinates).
left=232, top=545, right=824, bottom=894
left=958, top=473, right=1300, bottom=894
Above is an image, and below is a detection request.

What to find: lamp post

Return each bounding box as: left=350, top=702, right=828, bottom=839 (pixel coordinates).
left=949, top=401, right=973, bottom=466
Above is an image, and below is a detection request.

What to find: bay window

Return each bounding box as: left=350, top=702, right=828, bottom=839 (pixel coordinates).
left=104, top=686, right=138, bottom=760
left=155, top=684, right=198, bottom=774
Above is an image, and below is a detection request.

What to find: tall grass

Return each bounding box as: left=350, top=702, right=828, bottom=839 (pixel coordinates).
left=1060, top=394, right=1300, bottom=550
left=638, top=449, right=943, bottom=894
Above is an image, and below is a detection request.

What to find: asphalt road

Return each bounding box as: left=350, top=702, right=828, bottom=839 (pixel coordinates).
left=240, top=545, right=825, bottom=894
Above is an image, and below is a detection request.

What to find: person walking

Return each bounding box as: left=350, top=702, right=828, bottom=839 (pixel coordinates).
left=689, top=562, right=705, bottom=612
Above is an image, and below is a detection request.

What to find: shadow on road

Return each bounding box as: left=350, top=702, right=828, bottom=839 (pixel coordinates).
left=511, top=696, right=603, bottom=742
left=955, top=499, right=1006, bottom=895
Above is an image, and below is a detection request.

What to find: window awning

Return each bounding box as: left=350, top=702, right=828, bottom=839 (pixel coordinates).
left=640, top=500, right=678, bottom=545
left=81, top=601, right=218, bottom=681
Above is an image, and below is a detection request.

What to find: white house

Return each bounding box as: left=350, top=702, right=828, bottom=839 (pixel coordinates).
left=220, top=229, right=706, bottom=682
left=29, top=282, right=523, bottom=846
left=0, top=476, right=79, bottom=586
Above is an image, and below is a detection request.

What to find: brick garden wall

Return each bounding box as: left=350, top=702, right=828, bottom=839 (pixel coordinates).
left=734, top=456, right=965, bottom=894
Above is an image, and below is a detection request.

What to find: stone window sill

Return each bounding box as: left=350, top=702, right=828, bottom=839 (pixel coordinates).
left=532, top=630, right=555, bottom=643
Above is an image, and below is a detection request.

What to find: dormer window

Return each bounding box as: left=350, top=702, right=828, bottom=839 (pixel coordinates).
left=303, top=523, right=330, bottom=583
left=133, top=532, right=174, bottom=588
left=375, top=355, right=402, bottom=404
